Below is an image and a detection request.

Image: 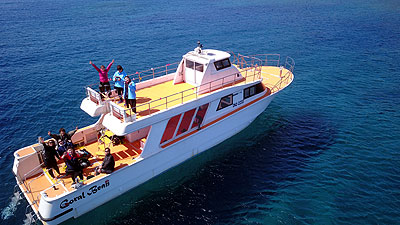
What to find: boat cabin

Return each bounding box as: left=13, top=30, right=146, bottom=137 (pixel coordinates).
left=173, top=48, right=243, bottom=93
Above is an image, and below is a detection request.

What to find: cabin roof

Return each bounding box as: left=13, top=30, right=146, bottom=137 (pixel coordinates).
left=184, top=49, right=231, bottom=63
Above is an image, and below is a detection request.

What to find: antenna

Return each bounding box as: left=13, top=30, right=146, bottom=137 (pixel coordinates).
left=196, top=41, right=203, bottom=54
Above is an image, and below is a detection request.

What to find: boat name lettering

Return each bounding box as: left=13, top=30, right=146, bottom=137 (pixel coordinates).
left=59, top=180, right=110, bottom=209
left=233, top=100, right=244, bottom=107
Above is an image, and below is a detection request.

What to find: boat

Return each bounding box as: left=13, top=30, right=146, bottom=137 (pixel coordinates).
left=12, top=44, right=295, bottom=224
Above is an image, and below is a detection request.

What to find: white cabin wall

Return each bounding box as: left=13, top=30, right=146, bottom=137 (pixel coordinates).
left=140, top=120, right=168, bottom=158
left=14, top=149, right=42, bottom=182
left=173, top=59, right=185, bottom=84
left=125, top=126, right=151, bottom=143
left=198, top=63, right=241, bottom=94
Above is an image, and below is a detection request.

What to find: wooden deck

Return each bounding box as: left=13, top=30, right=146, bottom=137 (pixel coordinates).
left=20, top=131, right=144, bottom=210
left=107, top=65, right=292, bottom=119
left=19, top=65, right=293, bottom=210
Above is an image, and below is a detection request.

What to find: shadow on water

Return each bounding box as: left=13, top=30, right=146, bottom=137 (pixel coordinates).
left=60, top=109, right=335, bottom=225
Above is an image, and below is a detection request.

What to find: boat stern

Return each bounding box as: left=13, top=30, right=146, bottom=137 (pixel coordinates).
left=80, top=87, right=109, bottom=117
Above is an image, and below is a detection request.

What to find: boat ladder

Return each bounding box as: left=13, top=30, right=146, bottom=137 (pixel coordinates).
left=23, top=204, right=38, bottom=225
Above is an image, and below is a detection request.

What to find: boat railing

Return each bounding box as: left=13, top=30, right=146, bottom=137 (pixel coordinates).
left=231, top=52, right=281, bottom=68
left=106, top=52, right=294, bottom=122
left=85, top=86, right=103, bottom=105
left=126, top=62, right=180, bottom=82
left=113, top=65, right=262, bottom=122
left=25, top=171, right=45, bottom=194
left=232, top=53, right=295, bottom=93
left=85, top=62, right=180, bottom=104
left=267, top=56, right=295, bottom=93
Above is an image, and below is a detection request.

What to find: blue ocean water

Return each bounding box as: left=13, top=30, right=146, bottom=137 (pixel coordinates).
left=1, top=0, right=400, bottom=224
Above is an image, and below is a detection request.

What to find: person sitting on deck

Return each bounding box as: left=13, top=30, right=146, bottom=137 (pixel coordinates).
left=123, top=76, right=136, bottom=113
left=95, top=147, right=115, bottom=175
left=61, top=147, right=84, bottom=184
left=48, top=127, right=78, bottom=142
left=113, top=65, right=127, bottom=103
left=39, top=137, right=60, bottom=179
left=90, top=59, right=114, bottom=99
left=57, top=139, right=74, bottom=156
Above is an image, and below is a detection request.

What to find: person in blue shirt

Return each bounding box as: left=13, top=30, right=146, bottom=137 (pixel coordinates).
left=123, top=76, right=136, bottom=113
left=113, top=65, right=127, bottom=103
left=57, top=139, right=74, bottom=156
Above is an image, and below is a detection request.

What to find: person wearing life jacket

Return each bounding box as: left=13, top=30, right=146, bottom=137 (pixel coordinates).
left=39, top=137, right=60, bottom=179
left=90, top=59, right=114, bottom=99
left=113, top=65, right=127, bottom=103
left=61, top=147, right=84, bottom=184
left=123, top=76, right=137, bottom=113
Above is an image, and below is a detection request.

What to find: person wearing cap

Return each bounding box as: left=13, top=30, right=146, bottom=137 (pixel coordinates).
left=123, top=76, right=137, bottom=113
left=39, top=137, right=60, bottom=179
left=95, top=148, right=115, bottom=175
left=90, top=59, right=114, bottom=99
left=113, top=65, right=127, bottom=103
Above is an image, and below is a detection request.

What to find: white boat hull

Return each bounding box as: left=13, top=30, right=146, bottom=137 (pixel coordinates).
left=38, top=93, right=275, bottom=224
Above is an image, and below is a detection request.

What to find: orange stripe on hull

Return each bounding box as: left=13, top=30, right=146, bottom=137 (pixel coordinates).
left=161, top=88, right=271, bottom=148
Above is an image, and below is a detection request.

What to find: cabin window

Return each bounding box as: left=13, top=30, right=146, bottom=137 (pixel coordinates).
left=214, top=58, right=231, bottom=71
left=177, top=108, right=196, bottom=136
left=160, top=104, right=210, bottom=146
left=186, top=60, right=194, bottom=69
left=217, top=94, right=233, bottom=111
left=192, top=103, right=209, bottom=129
left=160, top=114, right=182, bottom=144
left=195, top=62, right=204, bottom=72
left=186, top=60, right=203, bottom=73
left=244, top=83, right=264, bottom=99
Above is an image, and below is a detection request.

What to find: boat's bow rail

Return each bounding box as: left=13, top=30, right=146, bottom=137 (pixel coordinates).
left=230, top=52, right=295, bottom=93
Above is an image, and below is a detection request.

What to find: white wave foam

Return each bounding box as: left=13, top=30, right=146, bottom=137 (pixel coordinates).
left=1, top=190, right=22, bottom=220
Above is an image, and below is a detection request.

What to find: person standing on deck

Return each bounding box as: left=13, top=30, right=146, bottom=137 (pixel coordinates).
left=123, top=76, right=137, bottom=113
left=48, top=127, right=78, bottom=142
left=113, top=65, right=127, bottom=103
left=39, top=137, right=60, bottom=179
left=90, top=59, right=114, bottom=99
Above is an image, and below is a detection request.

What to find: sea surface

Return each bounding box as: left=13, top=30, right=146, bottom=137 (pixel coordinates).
left=1, top=0, right=400, bottom=224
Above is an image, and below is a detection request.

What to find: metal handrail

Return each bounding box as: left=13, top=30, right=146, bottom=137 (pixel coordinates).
left=101, top=52, right=294, bottom=122
left=85, top=62, right=180, bottom=105
left=113, top=61, right=262, bottom=122
left=23, top=163, right=44, bottom=181
left=25, top=172, right=45, bottom=194
left=85, top=62, right=180, bottom=89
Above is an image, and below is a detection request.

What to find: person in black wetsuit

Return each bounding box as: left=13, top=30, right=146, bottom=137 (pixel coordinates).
left=95, top=148, right=115, bottom=175
left=39, top=138, right=60, bottom=179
